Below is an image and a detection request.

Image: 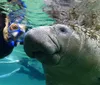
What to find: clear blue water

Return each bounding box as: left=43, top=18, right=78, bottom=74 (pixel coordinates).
left=0, top=0, right=54, bottom=85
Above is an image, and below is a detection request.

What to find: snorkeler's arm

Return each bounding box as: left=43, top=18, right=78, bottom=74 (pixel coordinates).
left=3, top=16, right=10, bottom=41
left=5, top=16, right=9, bottom=27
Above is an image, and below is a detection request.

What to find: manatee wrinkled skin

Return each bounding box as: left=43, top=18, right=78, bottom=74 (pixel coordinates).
left=24, top=24, right=100, bottom=85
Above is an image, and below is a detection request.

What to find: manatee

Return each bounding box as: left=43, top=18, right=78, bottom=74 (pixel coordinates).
left=24, top=24, right=100, bottom=85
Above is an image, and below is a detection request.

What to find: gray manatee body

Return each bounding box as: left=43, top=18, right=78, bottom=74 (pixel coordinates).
left=24, top=24, right=100, bottom=85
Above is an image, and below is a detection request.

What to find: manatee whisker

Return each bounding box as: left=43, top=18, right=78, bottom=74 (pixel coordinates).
left=48, top=34, right=60, bottom=52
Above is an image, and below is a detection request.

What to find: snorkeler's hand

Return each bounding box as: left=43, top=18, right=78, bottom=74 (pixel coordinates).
left=3, top=16, right=10, bottom=41
left=3, top=26, right=9, bottom=42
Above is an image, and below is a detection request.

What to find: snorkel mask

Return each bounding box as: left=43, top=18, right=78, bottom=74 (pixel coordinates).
left=8, top=23, right=25, bottom=44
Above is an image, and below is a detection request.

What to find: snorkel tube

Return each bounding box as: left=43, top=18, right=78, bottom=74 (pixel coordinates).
left=8, top=0, right=27, bottom=23
left=7, top=0, right=27, bottom=8
left=18, top=0, right=27, bottom=8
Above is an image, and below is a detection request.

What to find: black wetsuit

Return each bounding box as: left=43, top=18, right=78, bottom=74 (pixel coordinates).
left=0, top=10, right=14, bottom=58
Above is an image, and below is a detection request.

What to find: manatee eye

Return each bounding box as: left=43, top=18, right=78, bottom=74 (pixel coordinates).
left=59, top=27, right=67, bottom=33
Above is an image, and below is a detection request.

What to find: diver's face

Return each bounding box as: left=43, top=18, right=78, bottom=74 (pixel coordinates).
left=9, top=23, right=18, bottom=30
left=8, top=23, right=25, bottom=41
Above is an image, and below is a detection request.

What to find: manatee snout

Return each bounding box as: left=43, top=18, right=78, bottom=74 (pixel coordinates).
left=24, top=27, right=61, bottom=65
left=24, top=24, right=76, bottom=65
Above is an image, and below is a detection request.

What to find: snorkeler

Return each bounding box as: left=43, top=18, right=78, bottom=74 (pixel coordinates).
left=0, top=0, right=27, bottom=58
left=3, top=0, right=27, bottom=46
left=3, top=18, right=26, bottom=46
